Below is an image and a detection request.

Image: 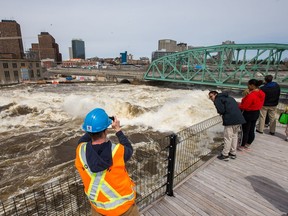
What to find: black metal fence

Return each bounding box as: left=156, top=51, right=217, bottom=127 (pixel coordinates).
left=0, top=116, right=223, bottom=215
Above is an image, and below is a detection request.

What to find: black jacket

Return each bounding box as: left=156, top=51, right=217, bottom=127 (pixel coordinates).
left=214, top=92, right=246, bottom=126
left=260, top=82, right=280, bottom=106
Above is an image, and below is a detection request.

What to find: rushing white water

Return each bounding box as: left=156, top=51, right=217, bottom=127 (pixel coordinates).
left=0, top=82, right=218, bottom=200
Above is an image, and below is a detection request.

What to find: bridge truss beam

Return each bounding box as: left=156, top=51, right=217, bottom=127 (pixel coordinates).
left=144, top=43, right=288, bottom=93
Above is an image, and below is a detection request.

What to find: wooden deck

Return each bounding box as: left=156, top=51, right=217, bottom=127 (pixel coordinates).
left=141, top=126, right=288, bottom=216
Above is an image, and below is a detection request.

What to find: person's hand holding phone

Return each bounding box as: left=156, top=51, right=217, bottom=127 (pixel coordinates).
left=110, top=116, right=121, bottom=132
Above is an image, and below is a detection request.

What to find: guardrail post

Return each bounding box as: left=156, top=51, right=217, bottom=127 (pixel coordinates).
left=166, top=133, right=177, bottom=196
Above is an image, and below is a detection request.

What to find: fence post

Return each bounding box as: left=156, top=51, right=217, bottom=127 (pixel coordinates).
left=166, top=133, right=177, bottom=196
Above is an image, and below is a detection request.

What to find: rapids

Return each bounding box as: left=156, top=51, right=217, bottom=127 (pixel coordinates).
left=0, top=82, right=218, bottom=200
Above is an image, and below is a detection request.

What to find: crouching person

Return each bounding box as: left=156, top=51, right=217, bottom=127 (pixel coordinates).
left=75, top=108, right=139, bottom=216
left=208, top=91, right=246, bottom=161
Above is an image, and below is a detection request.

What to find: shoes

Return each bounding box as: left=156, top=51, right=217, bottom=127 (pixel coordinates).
left=265, top=124, right=269, bottom=128
left=228, top=153, right=236, bottom=159
left=237, top=145, right=251, bottom=151
left=244, top=144, right=252, bottom=151
left=237, top=146, right=245, bottom=151
left=217, top=154, right=229, bottom=161
left=256, top=129, right=263, bottom=134
left=269, top=132, right=275, bottom=135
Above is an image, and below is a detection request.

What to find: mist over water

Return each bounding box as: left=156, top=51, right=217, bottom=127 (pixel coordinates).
left=0, top=82, right=218, bottom=200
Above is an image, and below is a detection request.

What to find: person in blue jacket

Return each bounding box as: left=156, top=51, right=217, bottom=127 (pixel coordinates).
left=209, top=91, right=246, bottom=161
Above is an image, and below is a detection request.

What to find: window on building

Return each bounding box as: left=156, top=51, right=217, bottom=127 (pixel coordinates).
left=29, top=63, right=33, bottom=67
left=21, top=63, right=25, bottom=67
left=3, top=63, right=9, bottom=68
left=14, top=71, right=19, bottom=80
left=12, top=63, right=17, bottom=68
left=37, top=69, right=41, bottom=77
left=4, top=71, right=10, bottom=81
left=30, top=70, right=34, bottom=78
left=36, top=63, right=40, bottom=67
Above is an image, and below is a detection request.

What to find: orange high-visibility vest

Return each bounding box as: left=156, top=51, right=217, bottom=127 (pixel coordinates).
left=75, top=142, right=136, bottom=216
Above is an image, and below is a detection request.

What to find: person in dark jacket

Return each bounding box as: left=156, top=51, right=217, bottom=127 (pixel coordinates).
left=256, top=75, right=281, bottom=135
left=209, top=91, right=246, bottom=161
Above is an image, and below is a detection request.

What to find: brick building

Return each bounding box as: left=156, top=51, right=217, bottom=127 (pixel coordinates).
left=0, top=20, right=43, bottom=85
left=0, top=20, right=24, bottom=59
left=30, top=32, right=62, bottom=63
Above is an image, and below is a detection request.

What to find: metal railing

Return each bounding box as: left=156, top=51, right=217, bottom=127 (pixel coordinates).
left=0, top=116, right=223, bottom=215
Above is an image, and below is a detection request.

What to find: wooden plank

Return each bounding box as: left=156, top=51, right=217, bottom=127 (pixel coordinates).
left=182, top=177, right=253, bottom=215
left=179, top=184, right=233, bottom=215
left=140, top=126, right=288, bottom=215
left=189, top=177, right=265, bottom=216
left=173, top=191, right=210, bottom=216
left=207, top=165, right=288, bottom=212
left=164, top=194, right=201, bottom=216
left=157, top=200, right=180, bottom=215
left=177, top=184, right=227, bottom=215
left=145, top=207, right=161, bottom=216
left=152, top=203, right=174, bottom=216
left=193, top=171, right=281, bottom=215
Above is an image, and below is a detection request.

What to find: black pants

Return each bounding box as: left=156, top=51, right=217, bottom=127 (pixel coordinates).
left=241, top=110, right=260, bottom=146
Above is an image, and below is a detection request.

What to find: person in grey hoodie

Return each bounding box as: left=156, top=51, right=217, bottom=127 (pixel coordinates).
left=209, top=91, right=246, bottom=161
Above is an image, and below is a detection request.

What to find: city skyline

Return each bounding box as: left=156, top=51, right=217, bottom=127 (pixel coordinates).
left=2, top=0, right=288, bottom=60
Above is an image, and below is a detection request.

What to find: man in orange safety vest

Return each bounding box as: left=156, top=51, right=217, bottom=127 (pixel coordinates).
left=75, top=108, right=139, bottom=216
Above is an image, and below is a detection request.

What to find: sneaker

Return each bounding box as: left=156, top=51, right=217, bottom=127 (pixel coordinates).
left=244, top=144, right=252, bottom=151
left=237, top=146, right=245, bottom=151
left=256, top=129, right=263, bottom=134
left=228, top=153, right=236, bottom=159
left=217, top=154, right=229, bottom=161
left=269, top=132, right=275, bottom=135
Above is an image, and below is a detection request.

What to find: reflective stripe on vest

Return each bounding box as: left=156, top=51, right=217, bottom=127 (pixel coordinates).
left=79, top=142, right=135, bottom=210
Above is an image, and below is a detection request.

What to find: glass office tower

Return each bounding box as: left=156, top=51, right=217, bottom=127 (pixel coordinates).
left=72, top=39, right=85, bottom=59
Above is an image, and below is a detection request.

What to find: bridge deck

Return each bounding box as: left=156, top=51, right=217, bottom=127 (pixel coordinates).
left=140, top=126, right=288, bottom=216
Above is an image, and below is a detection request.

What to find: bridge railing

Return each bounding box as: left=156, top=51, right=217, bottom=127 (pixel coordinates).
left=0, top=116, right=223, bottom=215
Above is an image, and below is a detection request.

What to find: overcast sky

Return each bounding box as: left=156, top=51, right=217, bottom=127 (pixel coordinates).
left=2, top=0, right=288, bottom=60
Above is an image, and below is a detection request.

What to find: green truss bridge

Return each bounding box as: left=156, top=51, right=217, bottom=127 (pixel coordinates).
left=144, top=43, right=288, bottom=93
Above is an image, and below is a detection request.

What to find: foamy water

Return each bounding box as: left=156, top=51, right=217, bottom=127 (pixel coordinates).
left=0, top=83, right=217, bottom=133
left=0, top=83, right=218, bottom=199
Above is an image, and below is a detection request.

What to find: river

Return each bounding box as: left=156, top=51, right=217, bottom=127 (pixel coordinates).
left=0, top=82, right=218, bottom=200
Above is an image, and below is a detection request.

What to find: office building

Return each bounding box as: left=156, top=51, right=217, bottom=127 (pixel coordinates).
left=69, top=47, right=73, bottom=59
left=158, top=39, right=177, bottom=52
left=30, top=32, right=62, bottom=63
left=0, top=20, right=24, bottom=59
left=72, top=39, right=85, bottom=59
left=177, top=43, right=187, bottom=52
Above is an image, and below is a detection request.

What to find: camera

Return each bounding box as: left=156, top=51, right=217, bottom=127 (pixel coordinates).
left=109, top=116, right=115, bottom=121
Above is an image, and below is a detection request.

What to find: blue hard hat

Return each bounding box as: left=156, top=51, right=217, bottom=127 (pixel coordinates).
left=82, top=108, right=112, bottom=133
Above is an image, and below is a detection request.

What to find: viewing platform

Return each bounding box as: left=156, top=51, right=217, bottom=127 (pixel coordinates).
left=141, top=126, right=288, bottom=216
